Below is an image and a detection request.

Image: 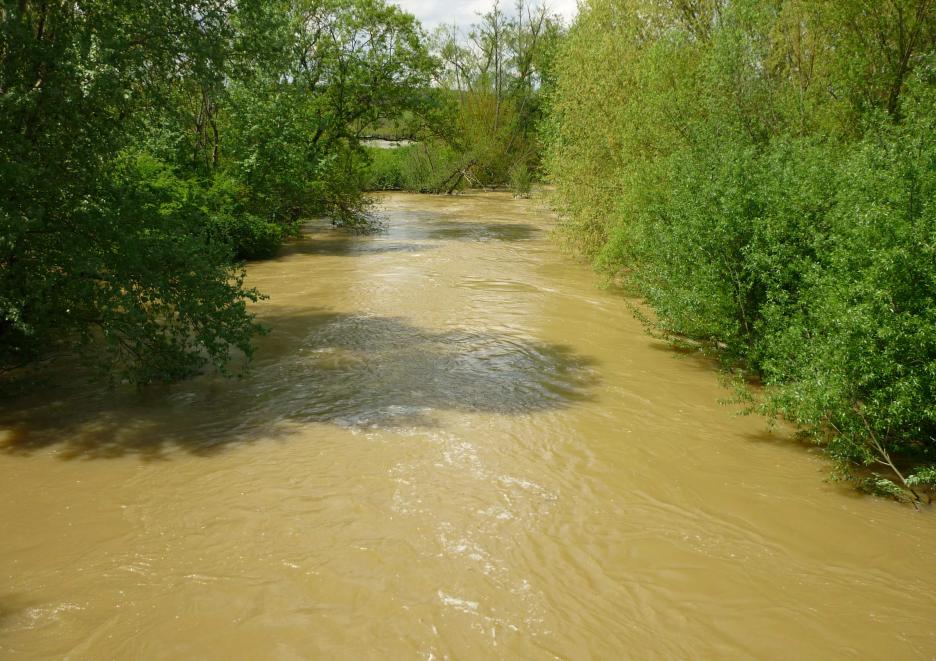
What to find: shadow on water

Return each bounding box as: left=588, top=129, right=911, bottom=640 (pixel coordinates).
left=276, top=219, right=538, bottom=258
left=421, top=221, right=539, bottom=242
left=0, top=311, right=599, bottom=460
left=281, top=239, right=436, bottom=258
left=0, top=594, right=38, bottom=630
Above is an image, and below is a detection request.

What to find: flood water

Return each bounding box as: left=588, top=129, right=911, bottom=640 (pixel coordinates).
left=2, top=192, right=935, bottom=659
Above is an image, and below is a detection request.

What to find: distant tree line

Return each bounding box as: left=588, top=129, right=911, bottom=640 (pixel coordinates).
left=544, top=0, right=936, bottom=502
left=361, top=0, right=564, bottom=196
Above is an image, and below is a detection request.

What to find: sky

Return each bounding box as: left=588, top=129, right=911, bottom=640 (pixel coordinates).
left=393, top=0, right=579, bottom=31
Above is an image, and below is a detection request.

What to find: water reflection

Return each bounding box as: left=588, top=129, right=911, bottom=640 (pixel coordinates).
left=0, top=313, right=598, bottom=459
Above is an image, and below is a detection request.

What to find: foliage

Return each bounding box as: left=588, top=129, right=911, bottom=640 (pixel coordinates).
left=376, top=1, right=565, bottom=193
left=364, top=147, right=412, bottom=191
left=509, top=160, right=532, bottom=197
left=0, top=0, right=433, bottom=381
left=545, top=0, right=936, bottom=502
left=361, top=142, right=466, bottom=193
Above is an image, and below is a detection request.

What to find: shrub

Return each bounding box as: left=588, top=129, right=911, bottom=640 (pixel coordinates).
left=544, top=0, right=936, bottom=502
left=363, top=146, right=409, bottom=190
left=361, top=142, right=465, bottom=193
left=509, top=161, right=533, bottom=197
left=210, top=213, right=283, bottom=260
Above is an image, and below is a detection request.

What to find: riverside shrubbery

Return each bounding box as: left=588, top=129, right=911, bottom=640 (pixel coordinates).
left=545, top=0, right=936, bottom=502
left=362, top=143, right=464, bottom=192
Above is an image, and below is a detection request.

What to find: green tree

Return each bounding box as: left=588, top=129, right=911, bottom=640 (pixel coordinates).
left=1, top=0, right=265, bottom=381
left=0, top=0, right=434, bottom=381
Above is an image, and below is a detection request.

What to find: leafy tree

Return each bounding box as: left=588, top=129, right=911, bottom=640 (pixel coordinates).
left=0, top=0, right=266, bottom=381
left=0, top=0, right=434, bottom=381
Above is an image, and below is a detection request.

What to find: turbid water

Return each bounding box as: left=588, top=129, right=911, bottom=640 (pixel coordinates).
left=2, top=192, right=935, bottom=659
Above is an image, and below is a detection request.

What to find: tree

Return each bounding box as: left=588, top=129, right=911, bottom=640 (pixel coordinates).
left=0, top=0, right=434, bottom=381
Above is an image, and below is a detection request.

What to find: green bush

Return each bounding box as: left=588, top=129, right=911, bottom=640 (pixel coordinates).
left=763, top=81, right=936, bottom=487
left=399, top=143, right=463, bottom=192
left=545, top=0, right=936, bottom=502
left=209, top=213, right=283, bottom=260
left=198, top=172, right=283, bottom=260
left=509, top=161, right=533, bottom=197
left=363, top=146, right=409, bottom=190
left=360, top=142, right=464, bottom=193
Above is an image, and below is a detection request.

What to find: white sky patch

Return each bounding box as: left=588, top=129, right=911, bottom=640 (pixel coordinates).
left=394, top=0, right=579, bottom=31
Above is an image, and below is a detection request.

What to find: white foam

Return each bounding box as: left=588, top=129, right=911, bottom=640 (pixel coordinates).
left=438, top=591, right=479, bottom=613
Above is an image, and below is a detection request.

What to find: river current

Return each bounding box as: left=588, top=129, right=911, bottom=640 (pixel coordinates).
left=1, top=193, right=935, bottom=659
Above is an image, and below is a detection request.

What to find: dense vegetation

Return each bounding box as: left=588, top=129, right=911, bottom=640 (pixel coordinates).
left=6, top=0, right=933, bottom=504
left=1, top=0, right=432, bottom=381
left=545, top=0, right=936, bottom=502
left=360, top=0, right=564, bottom=195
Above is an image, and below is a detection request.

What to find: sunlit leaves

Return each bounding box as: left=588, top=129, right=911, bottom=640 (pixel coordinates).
left=545, top=0, right=936, bottom=500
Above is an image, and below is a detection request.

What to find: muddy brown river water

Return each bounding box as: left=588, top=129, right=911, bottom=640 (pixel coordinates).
left=2, top=192, right=936, bottom=659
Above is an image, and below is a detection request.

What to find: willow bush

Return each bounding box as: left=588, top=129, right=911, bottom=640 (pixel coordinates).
left=544, top=0, right=936, bottom=502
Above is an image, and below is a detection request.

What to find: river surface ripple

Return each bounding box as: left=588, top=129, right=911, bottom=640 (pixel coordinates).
left=2, top=192, right=935, bottom=659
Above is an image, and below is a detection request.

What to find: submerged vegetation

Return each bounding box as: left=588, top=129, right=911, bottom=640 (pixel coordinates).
left=544, top=0, right=936, bottom=501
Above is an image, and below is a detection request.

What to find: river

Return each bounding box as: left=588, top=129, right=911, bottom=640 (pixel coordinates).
left=1, top=192, right=935, bottom=659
